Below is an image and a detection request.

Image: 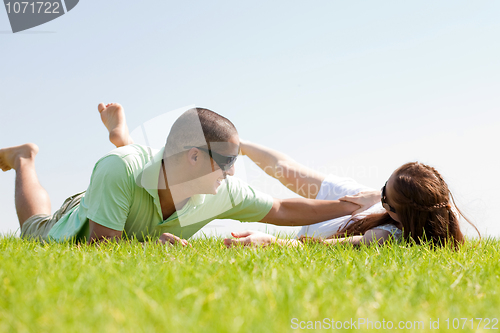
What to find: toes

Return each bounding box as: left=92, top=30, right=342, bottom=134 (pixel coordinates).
left=99, top=103, right=123, bottom=112
left=98, top=103, right=106, bottom=113
left=0, top=160, right=11, bottom=172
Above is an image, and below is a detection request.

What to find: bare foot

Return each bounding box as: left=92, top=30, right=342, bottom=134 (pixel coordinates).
left=98, top=103, right=133, bottom=148
left=0, top=143, right=39, bottom=172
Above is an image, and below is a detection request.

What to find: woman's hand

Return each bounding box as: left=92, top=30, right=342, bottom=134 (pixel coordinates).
left=223, top=230, right=276, bottom=248
left=339, top=190, right=381, bottom=215
left=298, top=236, right=326, bottom=244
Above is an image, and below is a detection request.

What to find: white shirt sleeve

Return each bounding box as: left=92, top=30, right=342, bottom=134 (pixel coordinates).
left=371, top=224, right=403, bottom=240
left=297, top=174, right=377, bottom=239
left=316, top=174, right=374, bottom=200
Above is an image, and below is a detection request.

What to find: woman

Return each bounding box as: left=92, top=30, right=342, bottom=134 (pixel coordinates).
left=224, top=141, right=478, bottom=248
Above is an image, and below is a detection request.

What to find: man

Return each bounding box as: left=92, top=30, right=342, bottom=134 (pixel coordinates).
left=0, top=103, right=376, bottom=246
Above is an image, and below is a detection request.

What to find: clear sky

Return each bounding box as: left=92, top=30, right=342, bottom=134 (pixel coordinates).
left=1, top=1, right=499, bottom=237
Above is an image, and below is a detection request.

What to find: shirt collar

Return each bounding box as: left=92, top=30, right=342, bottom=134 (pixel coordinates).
left=136, top=147, right=164, bottom=197
left=136, top=146, right=206, bottom=219
left=191, top=193, right=205, bottom=206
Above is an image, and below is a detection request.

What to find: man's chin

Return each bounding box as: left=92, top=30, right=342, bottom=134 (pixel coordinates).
left=212, top=184, right=221, bottom=194
left=211, top=179, right=225, bottom=194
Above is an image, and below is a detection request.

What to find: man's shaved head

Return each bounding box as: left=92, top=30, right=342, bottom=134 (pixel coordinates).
left=164, top=108, right=238, bottom=158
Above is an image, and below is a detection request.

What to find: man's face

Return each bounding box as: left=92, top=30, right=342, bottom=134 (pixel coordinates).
left=193, top=134, right=240, bottom=195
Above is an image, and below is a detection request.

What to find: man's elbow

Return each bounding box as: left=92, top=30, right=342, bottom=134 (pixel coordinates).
left=87, top=234, right=121, bottom=245
left=87, top=220, right=123, bottom=244
left=260, top=198, right=283, bottom=224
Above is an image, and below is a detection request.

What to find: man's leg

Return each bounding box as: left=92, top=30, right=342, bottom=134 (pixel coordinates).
left=98, top=103, right=134, bottom=148
left=0, top=143, right=51, bottom=227
left=0, top=103, right=131, bottom=228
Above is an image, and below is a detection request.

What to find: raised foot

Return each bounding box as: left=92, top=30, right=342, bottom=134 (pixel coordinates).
left=98, top=103, right=132, bottom=148
left=0, top=143, right=39, bottom=172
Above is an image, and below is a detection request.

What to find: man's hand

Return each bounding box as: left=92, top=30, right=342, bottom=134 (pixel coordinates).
left=339, top=190, right=381, bottom=215
left=158, top=233, right=191, bottom=247
left=223, top=230, right=276, bottom=248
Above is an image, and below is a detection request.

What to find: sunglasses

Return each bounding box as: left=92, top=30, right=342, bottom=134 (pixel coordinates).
left=381, top=181, right=397, bottom=213
left=184, top=145, right=239, bottom=172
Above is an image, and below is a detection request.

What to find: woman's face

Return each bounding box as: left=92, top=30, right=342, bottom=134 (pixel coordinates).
left=382, top=174, right=401, bottom=223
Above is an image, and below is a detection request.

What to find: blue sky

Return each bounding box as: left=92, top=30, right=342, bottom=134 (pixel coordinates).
left=1, top=1, right=499, bottom=237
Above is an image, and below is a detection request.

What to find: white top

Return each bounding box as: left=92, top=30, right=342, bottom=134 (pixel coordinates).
left=296, top=174, right=402, bottom=241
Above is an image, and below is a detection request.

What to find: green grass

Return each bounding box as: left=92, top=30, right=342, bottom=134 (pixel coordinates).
left=0, top=236, right=499, bottom=333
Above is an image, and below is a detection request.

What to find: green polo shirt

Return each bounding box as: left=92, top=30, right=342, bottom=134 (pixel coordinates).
left=47, top=144, right=274, bottom=242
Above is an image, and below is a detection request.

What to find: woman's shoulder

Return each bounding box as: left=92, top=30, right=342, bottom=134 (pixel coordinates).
left=371, top=223, right=403, bottom=240
left=317, top=174, right=374, bottom=201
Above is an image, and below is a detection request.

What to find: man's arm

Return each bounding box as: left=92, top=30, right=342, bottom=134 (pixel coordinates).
left=88, top=220, right=190, bottom=246
left=260, top=197, right=360, bottom=226
left=88, top=219, right=122, bottom=244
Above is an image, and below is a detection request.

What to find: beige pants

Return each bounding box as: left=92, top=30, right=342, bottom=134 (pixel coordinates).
left=20, top=191, right=85, bottom=241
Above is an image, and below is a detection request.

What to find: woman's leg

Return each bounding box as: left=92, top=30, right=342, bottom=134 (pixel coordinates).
left=240, top=140, right=326, bottom=199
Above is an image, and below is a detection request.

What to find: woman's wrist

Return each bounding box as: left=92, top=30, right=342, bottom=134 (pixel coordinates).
left=239, top=139, right=250, bottom=156
left=339, top=200, right=360, bottom=216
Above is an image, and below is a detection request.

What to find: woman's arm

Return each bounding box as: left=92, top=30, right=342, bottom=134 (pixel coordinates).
left=224, top=230, right=302, bottom=247
left=240, top=140, right=326, bottom=199
left=319, top=229, right=393, bottom=246
left=224, top=229, right=393, bottom=248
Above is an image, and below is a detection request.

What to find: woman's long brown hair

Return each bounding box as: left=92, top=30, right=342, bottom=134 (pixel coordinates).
left=333, top=162, right=479, bottom=248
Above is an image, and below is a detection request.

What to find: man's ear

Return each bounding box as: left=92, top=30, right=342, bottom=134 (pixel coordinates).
left=186, top=148, right=199, bottom=166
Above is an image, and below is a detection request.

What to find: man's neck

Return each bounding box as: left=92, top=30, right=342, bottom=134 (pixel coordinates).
left=158, top=159, right=191, bottom=220
left=158, top=188, right=189, bottom=221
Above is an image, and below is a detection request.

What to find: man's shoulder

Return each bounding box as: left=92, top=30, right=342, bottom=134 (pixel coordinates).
left=104, top=144, right=159, bottom=160
left=97, top=144, right=160, bottom=170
